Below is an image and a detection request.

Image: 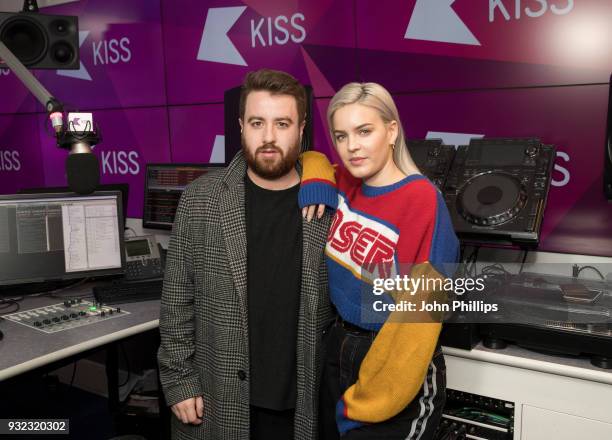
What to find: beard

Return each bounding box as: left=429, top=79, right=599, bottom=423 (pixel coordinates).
left=242, top=136, right=301, bottom=179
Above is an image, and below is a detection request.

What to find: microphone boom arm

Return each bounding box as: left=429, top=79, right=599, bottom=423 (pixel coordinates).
left=0, top=39, right=63, bottom=115
left=0, top=34, right=102, bottom=194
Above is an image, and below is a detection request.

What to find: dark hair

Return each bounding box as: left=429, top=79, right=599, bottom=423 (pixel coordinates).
left=239, top=69, right=307, bottom=124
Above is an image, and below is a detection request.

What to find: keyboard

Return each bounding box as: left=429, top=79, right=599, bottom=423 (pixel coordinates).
left=93, top=279, right=163, bottom=305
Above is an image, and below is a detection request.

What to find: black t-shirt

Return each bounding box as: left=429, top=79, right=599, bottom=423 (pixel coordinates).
left=245, top=174, right=303, bottom=410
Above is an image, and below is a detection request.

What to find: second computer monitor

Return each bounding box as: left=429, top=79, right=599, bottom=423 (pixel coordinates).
left=142, top=163, right=225, bottom=230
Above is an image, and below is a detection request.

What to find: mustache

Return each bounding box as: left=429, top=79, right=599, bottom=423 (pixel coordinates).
left=256, top=143, right=283, bottom=154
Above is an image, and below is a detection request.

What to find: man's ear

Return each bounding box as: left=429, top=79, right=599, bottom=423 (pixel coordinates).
left=238, top=118, right=243, bottom=133
left=300, top=116, right=306, bottom=137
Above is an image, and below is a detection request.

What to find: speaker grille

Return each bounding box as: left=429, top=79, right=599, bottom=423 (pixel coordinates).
left=0, top=17, right=47, bottom=65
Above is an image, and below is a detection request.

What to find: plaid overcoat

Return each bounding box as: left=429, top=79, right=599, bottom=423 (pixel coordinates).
left=158, top=151, right=334, bottom=440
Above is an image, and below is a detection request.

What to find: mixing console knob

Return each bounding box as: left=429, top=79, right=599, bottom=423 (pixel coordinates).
left=525, top=146, right=537, bottom=157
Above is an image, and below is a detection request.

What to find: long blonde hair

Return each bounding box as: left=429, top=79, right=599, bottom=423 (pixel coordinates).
left=327, top=82, right=420, bottom=175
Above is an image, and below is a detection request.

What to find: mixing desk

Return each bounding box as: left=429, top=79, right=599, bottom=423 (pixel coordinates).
left=3, top=299, right=129, bottom=334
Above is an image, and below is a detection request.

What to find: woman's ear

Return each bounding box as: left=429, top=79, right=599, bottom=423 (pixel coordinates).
left=387, top=120, right=399, bottom=145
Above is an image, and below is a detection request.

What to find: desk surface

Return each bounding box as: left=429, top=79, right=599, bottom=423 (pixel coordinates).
left=3, top=287, right=611, bottom=386
left=444, top=342, right=612, bottom=385
left=0, top=283, right=160, bottom=381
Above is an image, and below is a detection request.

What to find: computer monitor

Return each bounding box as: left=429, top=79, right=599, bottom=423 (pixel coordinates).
left=19, top=183, right=130, bottom=228
left=0, top=191, right=126, bottom=286
left=142, top=163, right=225, bottom=230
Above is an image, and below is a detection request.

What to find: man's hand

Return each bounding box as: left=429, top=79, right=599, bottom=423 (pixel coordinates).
left=171, top=396, right=204, bottom=424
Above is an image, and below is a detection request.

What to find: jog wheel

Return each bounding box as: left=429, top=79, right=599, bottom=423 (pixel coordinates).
left=457, top=171, right=527, bottom=226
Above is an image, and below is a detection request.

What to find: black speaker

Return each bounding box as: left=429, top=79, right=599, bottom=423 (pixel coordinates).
left=224, top=84, right=314, bottom=165
left=604, top=74, right=612, bottom=200
left=0, top=12, right=79, bottom=69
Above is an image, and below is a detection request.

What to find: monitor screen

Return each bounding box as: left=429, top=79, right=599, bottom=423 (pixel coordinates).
left=19, top=183, right=129, bottom=228
left=125, top=238, right=151, bottom=257
left=142, top=163, right=225, bottom=230
left=0, top=191, right=125, bottom=286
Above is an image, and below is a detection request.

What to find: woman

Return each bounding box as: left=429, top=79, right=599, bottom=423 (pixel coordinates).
left=298, top=82, right=459, bottom=439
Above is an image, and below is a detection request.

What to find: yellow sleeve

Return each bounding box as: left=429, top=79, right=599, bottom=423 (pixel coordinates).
left=341, top=263, right=446, bottom=423
left=299, top=150, right=336, bottom=184
left=298, top=151, right=338, bottom=209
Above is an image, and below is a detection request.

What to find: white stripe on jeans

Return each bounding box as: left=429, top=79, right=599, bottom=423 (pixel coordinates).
left=405, top=360, right=438, bottom=440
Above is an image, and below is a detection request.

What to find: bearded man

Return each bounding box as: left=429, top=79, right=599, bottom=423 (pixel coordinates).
left=158, top=69, right=334, bottom=440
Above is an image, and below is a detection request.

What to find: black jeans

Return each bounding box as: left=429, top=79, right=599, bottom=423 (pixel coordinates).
left=319, top=319, right=446, bottom=440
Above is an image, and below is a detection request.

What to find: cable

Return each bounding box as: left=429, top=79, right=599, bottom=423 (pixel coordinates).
left=0, top=278, right=93, bottom=318
left=69, top=361, right=78, bottom=388
left=467, top=246, right=480, bottom=278
left=41, top=278, right=91, bottom=298
left=0, top=277, right=91, bottom=300
left=480, top=263, right=511, bottom=289
left=519, top=248, right=529, bottom=273
left=460, top=246, right=480, bottom=278
left=0, top=298, right=21, bottom=315
left=577, top=265, right=605, bottom=280
left=118, top=342, right=131, bottom=388
left=125, top=227, right=138, bottom=237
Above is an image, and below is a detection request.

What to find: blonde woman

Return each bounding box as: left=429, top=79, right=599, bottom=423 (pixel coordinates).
left=299, top=83, right=459, bottom=439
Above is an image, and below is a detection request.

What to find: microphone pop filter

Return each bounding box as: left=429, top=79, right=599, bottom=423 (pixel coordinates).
left=66, top=153, right=100, bottom=194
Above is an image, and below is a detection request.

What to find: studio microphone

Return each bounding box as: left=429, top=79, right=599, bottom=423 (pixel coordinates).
left=54, top=112, right=101, bottom=195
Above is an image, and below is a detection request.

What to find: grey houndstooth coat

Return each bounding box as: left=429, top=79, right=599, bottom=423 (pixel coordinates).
left=158, top=151, right=334, bottom=440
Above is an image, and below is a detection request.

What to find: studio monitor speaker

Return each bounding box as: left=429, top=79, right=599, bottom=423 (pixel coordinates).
left=0, top=11, right=79, bottom=69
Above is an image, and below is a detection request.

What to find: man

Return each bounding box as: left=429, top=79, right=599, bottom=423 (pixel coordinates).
left=158, top=69, right=333, bottom=440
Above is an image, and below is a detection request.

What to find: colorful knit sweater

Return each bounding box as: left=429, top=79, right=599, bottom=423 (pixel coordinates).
left=298, top=151, right=459, bottom=435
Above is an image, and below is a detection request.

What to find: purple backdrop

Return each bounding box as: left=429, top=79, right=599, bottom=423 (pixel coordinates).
left=162, top=0, right=357, bottom=103
left=0, top=70, right=37, bottom=114
left=0, top=114, right=44, bottom=193
left=357, top=0, right=612, bottom=91
left=169, top=104, right=224, bottom=163
left=1, top=0, right=611, bottom=256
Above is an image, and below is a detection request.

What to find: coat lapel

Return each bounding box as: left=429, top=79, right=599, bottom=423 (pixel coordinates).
left=300, top=211, right=331, bottom=306
left=219, top=153, right=249, bottom=329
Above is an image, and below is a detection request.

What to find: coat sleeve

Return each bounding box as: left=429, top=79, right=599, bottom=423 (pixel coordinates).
left=157, top=185, right=203, bottom=406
